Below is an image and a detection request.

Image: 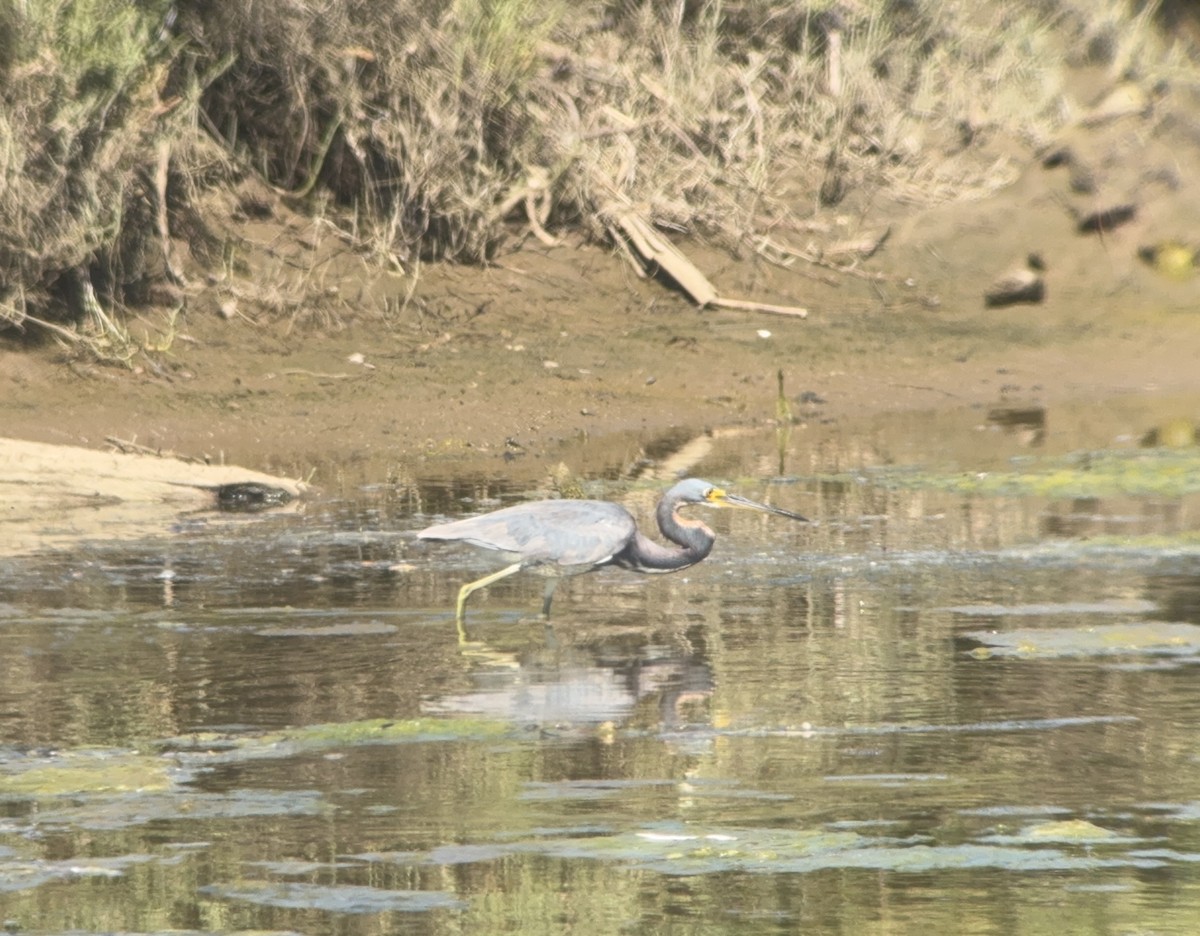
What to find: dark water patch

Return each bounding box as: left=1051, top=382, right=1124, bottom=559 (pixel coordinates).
left=676, top=778, right=795, bottom=803
left=517, top=778, right=675, bottom=802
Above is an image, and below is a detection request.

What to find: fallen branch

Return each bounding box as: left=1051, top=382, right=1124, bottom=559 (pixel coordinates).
left=710, top=296, right=808, bottom=318
left=603, top=200, right=808, bottom=318
left=606, top=207, right=717, bottom=305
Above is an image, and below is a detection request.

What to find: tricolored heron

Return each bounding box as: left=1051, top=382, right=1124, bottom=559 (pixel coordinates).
left=417, top=477, right=807, bottom=624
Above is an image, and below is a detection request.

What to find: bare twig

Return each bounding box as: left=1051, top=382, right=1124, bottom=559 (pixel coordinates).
left=756, top=234, right=889, bottom=282
left=106, top=436, right=206, bottom=463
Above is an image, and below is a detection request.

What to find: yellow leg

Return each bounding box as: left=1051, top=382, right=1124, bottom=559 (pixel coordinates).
left=541, top=577, right=561, bottom=619
left=454, top=562, right=524, bottom=626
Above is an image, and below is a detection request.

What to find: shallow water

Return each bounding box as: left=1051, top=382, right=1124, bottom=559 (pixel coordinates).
left=3, top=403, right=1200, bottom=935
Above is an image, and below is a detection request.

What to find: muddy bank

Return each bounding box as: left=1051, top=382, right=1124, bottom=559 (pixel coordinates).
left=2, top=85, right=1200, bottom=490
left=2, top=245, right=1197, bottom=492
left=0, top=437, right=305, bottom=557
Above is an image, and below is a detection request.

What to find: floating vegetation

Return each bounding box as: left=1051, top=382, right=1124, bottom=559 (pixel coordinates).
left=0, top=750, right=175, bottom=797
left=0, top=717, right=517, bottom=802
left=870, top=449, right=1200, bottom=499
left=964, top=622, right=1200, bottom=659
left=164, top=716, right=518, bottom=768
left=981, top=819, right=1134, bottom=845
left=28, top=789, right=327, bottom=832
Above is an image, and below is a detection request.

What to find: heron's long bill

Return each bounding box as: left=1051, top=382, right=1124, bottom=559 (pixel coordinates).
left=713, top=490, right=808, bottom=522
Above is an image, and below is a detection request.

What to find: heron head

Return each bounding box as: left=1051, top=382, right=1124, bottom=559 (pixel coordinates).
left=666, top=478, right=723, bottom=506
left=672, top=478, right=807, bottom=522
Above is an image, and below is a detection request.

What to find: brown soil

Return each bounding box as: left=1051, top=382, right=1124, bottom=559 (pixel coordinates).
left=3, top=87, right=1200, bottom=490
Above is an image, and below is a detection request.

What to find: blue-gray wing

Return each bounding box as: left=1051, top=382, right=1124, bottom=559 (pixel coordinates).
left=418, top=500, right=636, bottom=568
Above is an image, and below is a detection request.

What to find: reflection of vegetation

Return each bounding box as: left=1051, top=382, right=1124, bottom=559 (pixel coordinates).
left=199, top=880, right=465, bottom=912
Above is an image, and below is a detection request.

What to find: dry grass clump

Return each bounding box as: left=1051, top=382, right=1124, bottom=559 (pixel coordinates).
left=183, top=0, right=577, bottom=263
left=187, top=0, right=1188, bottom=265
left=0, top=1, right=187, bottom=330
left=1, top=0, right=1193, bottom=336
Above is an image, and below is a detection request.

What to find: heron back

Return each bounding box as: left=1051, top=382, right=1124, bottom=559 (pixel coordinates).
left=418, top=499, right=637, bottom=569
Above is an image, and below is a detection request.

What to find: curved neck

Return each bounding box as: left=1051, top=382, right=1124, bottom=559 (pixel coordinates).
left=620, top=530, right=711, bottom=572
left=616, top=500, right=715, bottom=573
